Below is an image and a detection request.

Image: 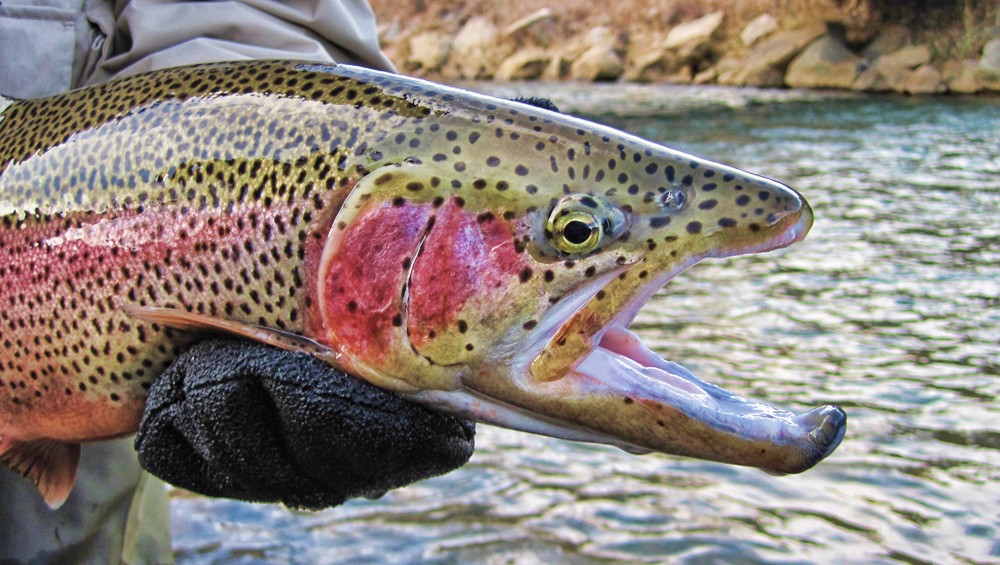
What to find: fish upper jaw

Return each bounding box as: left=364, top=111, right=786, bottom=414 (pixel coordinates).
left=708, top=198, right=814, bottom=260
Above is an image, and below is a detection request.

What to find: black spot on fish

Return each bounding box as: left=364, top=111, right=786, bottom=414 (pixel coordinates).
left=649, top=216, right=671, bottom=228
left=686, top=221, right=702, bottom=234
left=698, top=199, right=718, bottom=210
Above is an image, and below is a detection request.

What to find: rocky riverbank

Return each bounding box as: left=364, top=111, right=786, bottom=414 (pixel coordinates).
left=370, top=0, right=999, bottom=94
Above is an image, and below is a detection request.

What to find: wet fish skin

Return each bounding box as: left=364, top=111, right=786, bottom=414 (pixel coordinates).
left=0, top=61, right=843, bottom=508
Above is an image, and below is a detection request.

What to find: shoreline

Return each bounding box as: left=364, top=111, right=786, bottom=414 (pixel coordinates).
left=370, top=0, right=1000, bottom=96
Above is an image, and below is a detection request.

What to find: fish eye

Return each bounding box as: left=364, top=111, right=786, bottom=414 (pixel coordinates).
left=563, top=219, right=596, bottom=245
left=547, top=195, right=626, bottom=255
left=553, top=212, right=600, bottom=252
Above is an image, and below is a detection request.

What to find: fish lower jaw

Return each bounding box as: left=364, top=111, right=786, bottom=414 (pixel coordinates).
left=573, top=324, right=847, bottom=472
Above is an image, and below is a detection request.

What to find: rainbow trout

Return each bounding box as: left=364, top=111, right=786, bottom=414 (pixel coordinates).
left=0, top=61, right=845, bottom=508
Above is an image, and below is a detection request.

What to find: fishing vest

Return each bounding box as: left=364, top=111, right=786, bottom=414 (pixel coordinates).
left=0, top=0, right=112, bottom=98
left=0, top=0, right=395, bottom=99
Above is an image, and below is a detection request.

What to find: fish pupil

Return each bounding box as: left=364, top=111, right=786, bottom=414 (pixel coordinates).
left=564, top=220, right=595, bottom=245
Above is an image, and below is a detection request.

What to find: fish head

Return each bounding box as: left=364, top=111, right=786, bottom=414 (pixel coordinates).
left=316, top=68, right=843, bottom=474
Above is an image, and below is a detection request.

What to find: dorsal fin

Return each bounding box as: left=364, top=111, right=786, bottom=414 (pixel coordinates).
left=0, top=437, right=81, bottom=509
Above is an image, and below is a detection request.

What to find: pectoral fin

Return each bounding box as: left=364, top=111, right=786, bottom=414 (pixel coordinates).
left=122, top=305, right=342, bottom=366
left=0, top=437, right=81, bottom=509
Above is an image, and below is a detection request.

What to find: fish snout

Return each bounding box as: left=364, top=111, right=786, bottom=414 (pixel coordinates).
left=794, top=405, right=848, bottom=462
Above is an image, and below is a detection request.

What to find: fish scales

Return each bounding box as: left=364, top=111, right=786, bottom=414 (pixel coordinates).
left=0, top=62, right=426, bottom=442
left=0, top=60, right=845, bottom=508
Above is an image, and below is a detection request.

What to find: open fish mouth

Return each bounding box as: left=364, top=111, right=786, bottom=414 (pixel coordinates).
left=578, top=324, right=847, bottom=473
left=548, top=208, right=845, bottom=474
left=434, top=204, right=847, bottom=475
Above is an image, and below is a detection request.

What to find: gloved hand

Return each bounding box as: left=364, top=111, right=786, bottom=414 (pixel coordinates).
left=135, top=339, right=475, bottom=510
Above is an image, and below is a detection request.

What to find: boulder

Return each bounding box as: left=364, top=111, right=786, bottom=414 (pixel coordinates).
left=448, top=17, right=500, bottom=79
left=879, top=44, right=931, bottom=70
left=942, top=60, right=980, bottom=94
left=860, top=25, right=912, bottom=61
left=543, top=54, right=571, bottom=80
left=406, top=31, right=451, bottom=73
left=551, top=26, right=625, bottom=74
left=695, top=55, right=738, bottom=84
left=663, top=12, right=724, bottom=50
left=740, top=14, right=779, bottom=47
left=904, top=64, right=946, bottom=94
left=717, top=24, right=826, bottom=86
left=871, top=44, right=932, bottom=91
left=495, top=49, right=550, bottom=81
left=979, top=38, right=1000, bottom=73
left=624, top=49, right=690, bottom=82
left=504, top=8, right=554, bottom=37
left=785, top=33, right=862, bottom=89
left=503, top=8, right=556, bottom=47
left=570, top=46, right=624, bottom=82
left=851, top=65, right=892, bottom=92
left=978, top=38, right=1000, bottom=91
left=588, top=26, right=627, bottom=54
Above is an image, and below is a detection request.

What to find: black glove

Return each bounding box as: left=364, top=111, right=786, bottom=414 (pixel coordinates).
left=135, top=339, right=475, bottom=509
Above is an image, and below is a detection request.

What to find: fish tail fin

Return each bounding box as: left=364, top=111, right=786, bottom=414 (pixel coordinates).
left=0, top=437, right=81, bottom=509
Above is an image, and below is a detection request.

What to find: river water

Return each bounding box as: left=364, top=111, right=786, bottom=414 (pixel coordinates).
left=169, top=83, right=1000, bottom=564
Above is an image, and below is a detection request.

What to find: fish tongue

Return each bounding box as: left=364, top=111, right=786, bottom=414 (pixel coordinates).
left=597, top=325, right=712, bottom=397
left=641, top=366, right=715, bottom=403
